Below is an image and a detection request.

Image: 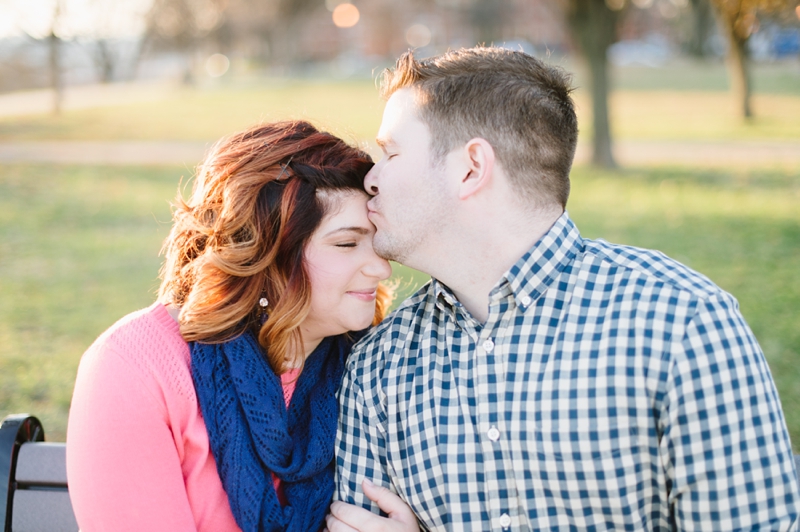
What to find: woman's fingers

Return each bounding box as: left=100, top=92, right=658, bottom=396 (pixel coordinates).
left=324, top=511, right=360, bottom=532
left=327, top=480, right=419, bottom=532
left=328, top=501, right=382, bottom=531
left=361, top=479, right=417, bottom=525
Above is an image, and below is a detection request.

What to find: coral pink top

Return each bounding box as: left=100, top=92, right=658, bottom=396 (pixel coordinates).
left=67, top=303, right=300, bottom=532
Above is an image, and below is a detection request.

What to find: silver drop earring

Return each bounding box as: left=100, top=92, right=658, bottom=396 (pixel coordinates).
left=259, top=295, right=269, bottom=325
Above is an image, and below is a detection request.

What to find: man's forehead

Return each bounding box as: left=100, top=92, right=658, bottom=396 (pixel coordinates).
left=377, top=89, right=424, bottom=141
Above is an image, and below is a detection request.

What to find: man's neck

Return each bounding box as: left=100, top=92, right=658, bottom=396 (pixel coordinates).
left=422, top=207, right=563, bottom=324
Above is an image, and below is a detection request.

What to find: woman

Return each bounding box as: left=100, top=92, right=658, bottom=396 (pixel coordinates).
left=67, top=121, right=396, bottom=531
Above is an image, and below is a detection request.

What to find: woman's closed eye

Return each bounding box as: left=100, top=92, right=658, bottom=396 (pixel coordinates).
left=322, top=226, right=373, bottom=250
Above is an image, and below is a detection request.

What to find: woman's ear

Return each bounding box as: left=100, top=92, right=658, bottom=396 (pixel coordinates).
left=458, top=138, right=495, bottom=200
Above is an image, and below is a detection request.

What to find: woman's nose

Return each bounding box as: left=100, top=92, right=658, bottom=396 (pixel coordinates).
left=364, top=249, right=392, bottom=281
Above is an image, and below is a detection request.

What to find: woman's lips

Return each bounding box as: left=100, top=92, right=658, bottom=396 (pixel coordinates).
left=347, top=289, right=378, bottom=301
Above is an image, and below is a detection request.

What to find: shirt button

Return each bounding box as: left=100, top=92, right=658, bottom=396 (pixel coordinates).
left=521, top=295, right=532, bottom=307
left=482, top=339, right=494, bottom=352
left=499, top=513, right=511, bottom=528
left=487, top=426, right=500, bottom=441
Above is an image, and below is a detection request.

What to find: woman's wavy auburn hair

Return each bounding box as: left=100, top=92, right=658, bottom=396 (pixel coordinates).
left=158, top=120, right=392, bottom=374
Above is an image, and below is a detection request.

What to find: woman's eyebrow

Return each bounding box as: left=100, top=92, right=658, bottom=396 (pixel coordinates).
left=323, top=226, right=370, bottom=238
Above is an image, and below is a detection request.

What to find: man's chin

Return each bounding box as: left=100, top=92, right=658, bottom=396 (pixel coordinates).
left=373, top=235, right=404, bottom=263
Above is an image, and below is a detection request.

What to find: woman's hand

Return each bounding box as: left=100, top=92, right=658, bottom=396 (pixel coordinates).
left=324, top=479, right=420, bottom=532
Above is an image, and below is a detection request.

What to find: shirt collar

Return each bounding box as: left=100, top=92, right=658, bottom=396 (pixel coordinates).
left=432, top=211, right=582, bottom=313
left=502, top=211, right=581, bottom=310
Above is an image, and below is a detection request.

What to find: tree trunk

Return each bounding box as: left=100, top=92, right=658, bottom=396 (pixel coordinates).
left=48, top=32, right=62, bottom=115
left=567, top=0, right=618, bottom=168
left=586, top=44, right=615, bottom=167
left=721, top=16, right=753, bottom=119
left=688, top=0, right=713, bottom=57
left=95, top=40, right=115, bottom=83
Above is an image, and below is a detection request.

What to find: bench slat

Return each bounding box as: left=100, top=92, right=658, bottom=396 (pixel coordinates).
left=796, top=455, right=800, bottom=492
left=11, top=490, right=78, bottom=532
left=14, top=442, right=68, bottom=487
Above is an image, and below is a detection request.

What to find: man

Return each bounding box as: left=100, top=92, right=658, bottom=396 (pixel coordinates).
left=330, top=47, right=799, bottom=531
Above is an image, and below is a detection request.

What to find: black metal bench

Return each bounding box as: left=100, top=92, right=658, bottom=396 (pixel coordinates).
left=0, top=414, right=78, bottom=532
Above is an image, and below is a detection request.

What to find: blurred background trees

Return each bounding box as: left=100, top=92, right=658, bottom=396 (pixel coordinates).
left=0, top=0, right=799, bottom=154
left=566, top=0, right=624, bottom=167
left=708, top=0, right=798, bottom=117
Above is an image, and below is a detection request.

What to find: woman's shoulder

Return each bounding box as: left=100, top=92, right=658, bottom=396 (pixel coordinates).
left=79, top=302, right=194, bottom=398
left=89, top=302, right=181, bottom=353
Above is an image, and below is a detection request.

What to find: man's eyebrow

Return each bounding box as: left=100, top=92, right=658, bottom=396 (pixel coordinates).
left=323, top=226, right=370, bottom=238
left=376, top=137, right=394, bottom=149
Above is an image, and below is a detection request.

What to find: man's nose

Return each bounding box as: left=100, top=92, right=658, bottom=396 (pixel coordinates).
left=364, top=164, right=379, bottom=196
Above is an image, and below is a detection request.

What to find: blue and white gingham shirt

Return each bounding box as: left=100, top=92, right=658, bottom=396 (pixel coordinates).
left=335, top=212, right=799, bottom=531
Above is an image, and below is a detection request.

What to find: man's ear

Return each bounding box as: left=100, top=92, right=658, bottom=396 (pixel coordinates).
left=458, top=138, right=495, bottom=200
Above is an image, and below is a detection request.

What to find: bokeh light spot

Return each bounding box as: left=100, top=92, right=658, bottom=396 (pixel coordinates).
left=206, top=54, right=230, bottom=77
left=406, top=24, right=432, bottom=48
left=332, top=4, right=360, bottom=28
left=605, top=0, right=626, bottom=10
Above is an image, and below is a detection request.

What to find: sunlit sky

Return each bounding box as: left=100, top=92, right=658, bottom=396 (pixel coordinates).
left=0, top=0, right=153, bottom=39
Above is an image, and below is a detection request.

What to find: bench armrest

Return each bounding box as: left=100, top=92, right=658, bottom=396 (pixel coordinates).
left=0, top=414, right=44, bottom=531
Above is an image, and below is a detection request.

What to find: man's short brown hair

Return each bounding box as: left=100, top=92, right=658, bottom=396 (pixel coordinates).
left=381, top=46, right=578, bottom=208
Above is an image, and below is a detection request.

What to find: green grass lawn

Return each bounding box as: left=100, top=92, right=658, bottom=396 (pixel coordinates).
left=1, top=71, right=799, bottom=145
left=0, top=81, right=385, bottom=144
left=1, top=69, right=798, bottom=447
left=1, top=162, right=798, bottom=452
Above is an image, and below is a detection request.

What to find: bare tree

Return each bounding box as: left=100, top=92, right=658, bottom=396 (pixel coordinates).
left=227, top=0, right=330, bottom=67
left=709, top=0, right=795, bottom=118
left=143, top=0, right=229, bottom=83
left=48, top=0, right=63, bottom=114
left=687, top=0, right=715, bottom=56
left=82, top=0, right=149, bottom=83
left=565, top=0, right=623, bottom=168
left=6, top=0, right=63, bottom=110
left=142, top=0, right=327, bottom=78
left=93, top=40, right=115, bottom=83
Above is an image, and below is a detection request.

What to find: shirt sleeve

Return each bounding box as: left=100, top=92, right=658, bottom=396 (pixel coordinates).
left=67, top=342, right=199, bottom=532
left=334, top=357, right=393, bottom=515
left=661, top=293, right=799, bottom=530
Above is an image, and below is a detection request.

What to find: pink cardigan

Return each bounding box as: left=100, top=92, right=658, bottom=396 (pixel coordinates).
left=67, top=303, right=298, bottom=532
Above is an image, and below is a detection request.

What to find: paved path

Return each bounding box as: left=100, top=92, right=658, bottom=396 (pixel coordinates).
left=0, top=139, right=797, bottom=168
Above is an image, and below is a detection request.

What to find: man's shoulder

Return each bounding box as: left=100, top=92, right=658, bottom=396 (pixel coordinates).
left=580, top=236, right=724, bottom=300
left=350, top=281, right=436, bottom=368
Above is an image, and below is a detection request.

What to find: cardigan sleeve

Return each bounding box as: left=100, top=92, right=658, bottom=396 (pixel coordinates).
left=67, top=341, right=199, bottom=532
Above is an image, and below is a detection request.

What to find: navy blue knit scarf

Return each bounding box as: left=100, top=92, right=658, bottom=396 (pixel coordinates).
left=190, top=331, right=354, bottom=532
